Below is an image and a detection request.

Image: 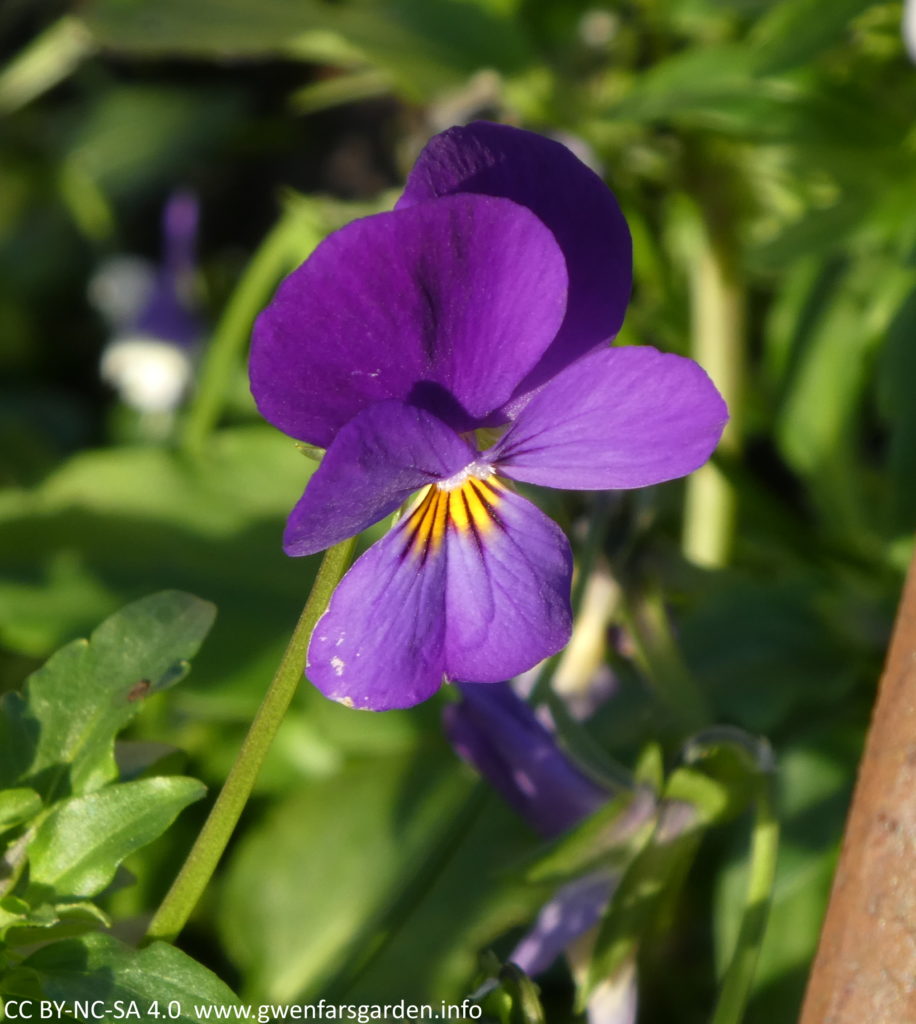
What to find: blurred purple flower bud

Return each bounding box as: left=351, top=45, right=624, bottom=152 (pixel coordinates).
left=443, top=681, right=608, bottom=838
left=96, top=190, right=203, bottom=415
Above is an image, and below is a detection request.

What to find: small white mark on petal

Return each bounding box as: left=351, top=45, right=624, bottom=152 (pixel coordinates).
left=331, top=656, right=345, bottom=676
left=338, top=695, right=354, bottom=708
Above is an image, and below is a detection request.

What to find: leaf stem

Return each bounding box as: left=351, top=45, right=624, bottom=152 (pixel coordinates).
left=709, top=772, right=779, bottom=1024
left=179, top=207, right=322, bottom=459
left=145, top=538, right=356, bottom=944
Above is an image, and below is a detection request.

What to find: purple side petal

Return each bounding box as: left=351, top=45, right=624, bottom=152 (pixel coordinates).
left=284, top=401, right=475, bottom=556
left=250, top=193, right=568, bottom=448
left=399, top=121, right=632, bottom=391
left=307, top=524, right=449, bottom=710
left=443, top=682, right=608, bottom=836
left=443, top=486, right=572, bottom=683
left=510, top=871, right=615, bottom=976
left=493, top=346, right=728, bottom=490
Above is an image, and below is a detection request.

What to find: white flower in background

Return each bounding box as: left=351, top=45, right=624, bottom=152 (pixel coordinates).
left=92, top=191, right=202, bottom=417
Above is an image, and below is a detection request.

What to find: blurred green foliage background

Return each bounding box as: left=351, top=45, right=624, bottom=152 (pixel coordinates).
left=1, top=0, right=914, bottom=1021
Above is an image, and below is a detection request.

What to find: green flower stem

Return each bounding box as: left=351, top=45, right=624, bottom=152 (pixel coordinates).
left=179, top=207, right=323, bottom=459
left=710, top=772, right=780, bottom=1024
left=681, top=202, right=746, bottom=569
left=145, top=538, right=356, bottom=945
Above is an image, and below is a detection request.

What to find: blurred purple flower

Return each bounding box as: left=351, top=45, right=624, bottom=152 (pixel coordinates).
left=249, top=122, right=727, bottom=711
left=96, top=191, right=202, bottom=414
left=444, top=680, right=608, bottom=837
left=444, top=681, right=645, bottom=1024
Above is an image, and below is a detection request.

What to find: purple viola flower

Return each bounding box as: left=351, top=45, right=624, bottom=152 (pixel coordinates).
left=249, top=122, right=727, bottom=711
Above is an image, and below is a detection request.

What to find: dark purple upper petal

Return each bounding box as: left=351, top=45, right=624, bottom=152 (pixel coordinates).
left=398, top=121, right=632, bottom=395
left=284, top=400, right=475, bottom=556
left=492, top=346, right=728, bottom=490
left=443, top=681, right=607, bottom=836
left=250, top=192, right=568, bottom=448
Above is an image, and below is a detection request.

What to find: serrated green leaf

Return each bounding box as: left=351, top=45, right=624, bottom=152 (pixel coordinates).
left=0, top=788, right=41, bottom=830
left=2, top=900, right=111, bottom=948
left=22, top=933, right=240, bottom=1018
left=27, top=776, right=205, bottom=900
left=0, top=591, right=215, bottom=800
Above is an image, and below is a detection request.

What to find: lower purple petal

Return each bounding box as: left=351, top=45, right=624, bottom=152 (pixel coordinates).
left=493, top=346, right=728, bottom=490
left=443, top=483, right=572, bottom=682
left=307, top=522, right=449, bottom=711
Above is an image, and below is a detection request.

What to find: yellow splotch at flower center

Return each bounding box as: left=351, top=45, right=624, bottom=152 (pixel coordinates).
left=402, top=474, right=505, bottom=561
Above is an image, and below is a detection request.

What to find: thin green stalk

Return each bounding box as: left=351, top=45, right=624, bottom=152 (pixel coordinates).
left=681, top=210, right=745, bottom=569
left=710, top=774, right=780, bottom=1024
left=145, top=538, right=356, bottom=944
left=0, top=16, right=95, bottom=115
left=179, top=208, right=322, bottom=459
left=620, top=583, right=710, bottom=736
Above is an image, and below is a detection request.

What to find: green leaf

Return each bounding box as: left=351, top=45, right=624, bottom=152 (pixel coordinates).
left=79, top=0, right=347, bottom=59
left=0, top=425, right=313, bottom=720
left=219, top=753, right=476, bottom=1001
left=0, top=788, right=41, bottom=830
left=79, top=0, right=532, bottom=97
left=2, top=900, right=111, bottom=948
left=0, top=591, right=215, bottom=800
left=26, top=776, right=205, bottom=900
left=749, top=0, right=874, bottom=74
left=22, top=933, right=240, bottom=1019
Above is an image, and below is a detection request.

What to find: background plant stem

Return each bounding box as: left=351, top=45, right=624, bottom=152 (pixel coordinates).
left=681, top=215, right=745, bottom=569
left=145, top=537, right=355, bottom=944
left=710, top=773, right=779, bottom=1024
left=179, top=207, right=322, bottom=459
